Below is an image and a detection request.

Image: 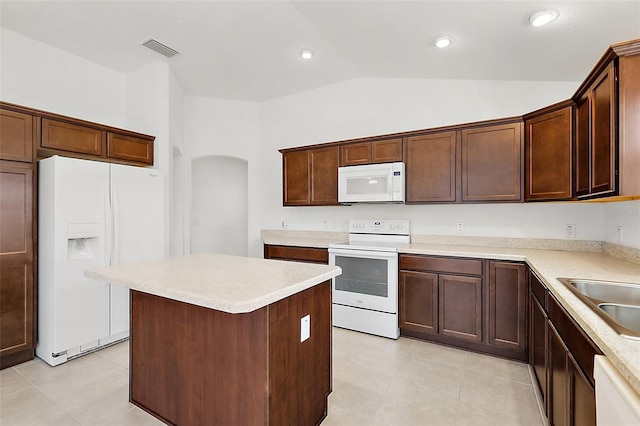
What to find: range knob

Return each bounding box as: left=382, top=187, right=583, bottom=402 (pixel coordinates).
left=352, top=223, right=358, bottom=229
left=358, top=223, right=365, bottom=229
left=390, top=224, right=397, bottom=230
left=397, top=224, right=404, bottom=230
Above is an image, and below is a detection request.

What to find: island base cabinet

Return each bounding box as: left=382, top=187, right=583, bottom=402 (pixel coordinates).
left=130, top=281, right=332, bottom=426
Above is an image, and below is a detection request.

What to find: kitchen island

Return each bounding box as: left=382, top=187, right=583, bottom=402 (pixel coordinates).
left=85, top=253, right=341, bottom=426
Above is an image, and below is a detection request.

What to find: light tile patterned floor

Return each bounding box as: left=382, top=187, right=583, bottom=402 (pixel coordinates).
left=1, top=327, right=544, bottom=425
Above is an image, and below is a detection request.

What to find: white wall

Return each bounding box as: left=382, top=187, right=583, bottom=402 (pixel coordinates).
left=169, top=71, right=185, bottom=256
left=603, top=200, right=640, bottom=249
left=0, top=28, right=126, bottom=127
left=183, top=96, right=262, bottom=257
left=255, top=77, right=609, bottom=247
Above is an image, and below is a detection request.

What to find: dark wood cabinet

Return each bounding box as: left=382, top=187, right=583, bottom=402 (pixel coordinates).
left=310, top=146, right=339, bottom=205
left=461, top=122, right=523, bottom=202
left=400, top=254, right=528, bottom=361
left=264, top=244, right=328, bottom=264
left=41, top=118, right=104, bottom=156
left=487, top=262, right=527, bottom=355
left=529, top=269, right=600, bottom=426
left=524, top=102, right=573, bottom=201
left=282, top=150, right=310, bottom=205
left=282, top=146, right=338, bottom=206
left=618, top=51, right=640, bottom=196
left=0, top=109, right=34, bottom=163
left=439, top=274, right=482, bottom=342
left=574, top=62, right=616, bottom=198
left=399, top=271, right=438, bottom=335
left=530, top=272, right=548, bottom=414
left=340, top=137, right=403, bottom=166
left=0, top=161, right=35, bottom=369
left=107, top=132, right=154, bottom=165
left=405, top=131, right=457, bottom=203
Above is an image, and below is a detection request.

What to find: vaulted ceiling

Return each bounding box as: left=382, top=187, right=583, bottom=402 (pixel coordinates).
left=2, top=1, right=639, bottom=101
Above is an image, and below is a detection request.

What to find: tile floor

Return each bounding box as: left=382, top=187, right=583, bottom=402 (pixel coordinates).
left=1, top=328, right=545, bottom=425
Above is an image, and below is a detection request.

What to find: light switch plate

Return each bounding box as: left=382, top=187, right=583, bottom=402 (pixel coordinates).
left=300, top=315, right=310, bottom=342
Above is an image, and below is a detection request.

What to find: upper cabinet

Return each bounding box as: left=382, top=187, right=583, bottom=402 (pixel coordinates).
left=460, top=122, right=523, bottom=202
left=574, top=62, right=616, bottom=198
left=405, top=131, right=457, bottom=203
left=0, top=109, right=34, bottom=163
left=340, top=137, right=403, bottom=166
left=1, top=102, right=155, bottom=167
left=524, top=101, right=573, bottom=201
left=572, top=40, right=640, bottom=199
left=282, top=146, right=339, bottom=206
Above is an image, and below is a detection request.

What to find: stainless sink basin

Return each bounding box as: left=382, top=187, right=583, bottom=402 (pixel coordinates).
left=557, top=278, right=640, bottom=340
left=598, top=304, right=640, bottom=334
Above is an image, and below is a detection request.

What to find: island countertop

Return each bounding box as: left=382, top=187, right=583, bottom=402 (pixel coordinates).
left=85, top=252, right=341, bottom=314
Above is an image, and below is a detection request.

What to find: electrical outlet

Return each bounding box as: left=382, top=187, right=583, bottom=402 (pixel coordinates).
left=282, top=220, right=288, bottom=229
left=565, top=224, right=576, bottom=239
left=617, top=226, right=622, bottom=243
left=456, top=222, right=464, bottom=234
left=300, top=315, right=310, bottom=342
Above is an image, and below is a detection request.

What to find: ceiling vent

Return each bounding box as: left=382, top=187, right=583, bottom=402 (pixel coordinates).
left=142, top=39, right=179, bottom=58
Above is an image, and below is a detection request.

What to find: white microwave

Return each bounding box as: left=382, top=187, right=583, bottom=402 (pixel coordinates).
left=338, top=162, right=405, bottom=204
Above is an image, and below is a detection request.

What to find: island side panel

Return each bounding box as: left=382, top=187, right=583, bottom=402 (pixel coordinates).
left=268, top=280, right=332, bottom=425
left=129, top=290, right=268, bottom=425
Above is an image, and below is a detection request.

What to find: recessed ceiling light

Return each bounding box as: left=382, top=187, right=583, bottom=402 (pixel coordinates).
left=300, top=49, right=313, bottom=60
left=434, top=35, right=454, bottom=48
left=529, top=10, right=559, bottom=27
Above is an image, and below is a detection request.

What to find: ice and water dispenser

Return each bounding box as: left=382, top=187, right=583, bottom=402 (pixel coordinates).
left=67, top=223, right=99, bottom=261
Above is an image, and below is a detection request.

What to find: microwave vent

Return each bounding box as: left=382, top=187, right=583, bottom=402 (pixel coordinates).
left=142, top=39, right=179, bottom=58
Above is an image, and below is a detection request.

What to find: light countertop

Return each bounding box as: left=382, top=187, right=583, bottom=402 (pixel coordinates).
left=263, top=231, right=640, bottom=395
left=85, top=253, right=341, bottom=314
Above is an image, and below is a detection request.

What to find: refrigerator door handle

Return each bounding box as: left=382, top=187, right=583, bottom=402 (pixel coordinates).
left=105, top=188, right=113, bottom=265
left=112, top=184, right=120, bottom=265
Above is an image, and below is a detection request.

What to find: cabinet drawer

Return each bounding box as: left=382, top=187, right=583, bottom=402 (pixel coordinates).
left=530, top=270, right=547, bottom=310
left=41, top=119, right=103, bottom=156
left=400, top=255, right=483, bottom=276
left=107, top=133, right=154, bottom=165
left=548, top=294, right=601, bottom=386
left=264, top=245, right=328, bottom=264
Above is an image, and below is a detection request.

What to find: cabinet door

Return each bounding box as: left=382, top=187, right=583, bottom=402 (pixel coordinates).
left=487, top=262, right=527, bottom=354
left=309, top=146, right=339, bottom=205
left=0, top=162, right=34, bottom=363
left=41, top=118, right=104, bottom=156
left=590, top=63, right=616, bottom=196
left=568, top=354, right=596, bottom=426
left=340, top=143, right=370, bottom=166
left=282, top=150, right=309, bottom=205
left=405, top=131, right=457, bottom=203
left=439, top=274, right=482, bottom=342
left=371, top=138, right=403, bottom=164
left=525, top=106, right=573, bottom=201
left=399, top=271, right=438, bottom=334
left=548, top=323, right=569, bottom=426
left=530, top=293, right=548, bottom=413
left=0, top=109, right=33, bottom=162
left=575, top=95, right=591, bottom=197
left=461, top=122, right=523, bottom=202
left=107, top=132, right=154, bottom=165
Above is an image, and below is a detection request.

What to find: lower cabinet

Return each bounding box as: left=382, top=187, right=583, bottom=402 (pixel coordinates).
left=399, top=254, right=527, bottom=361
left=0, top=161, right=36, bottom=369
left=529, top=270, right=600, bottom=426
left=263, top=244, right=328, bottom=264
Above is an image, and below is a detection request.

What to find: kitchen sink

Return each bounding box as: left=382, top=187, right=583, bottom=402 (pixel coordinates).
left=557, top=278, right=640, bottom=340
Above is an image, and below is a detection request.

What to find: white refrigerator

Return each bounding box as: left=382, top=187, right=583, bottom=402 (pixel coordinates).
left=37, top=155, right=164, bottom=366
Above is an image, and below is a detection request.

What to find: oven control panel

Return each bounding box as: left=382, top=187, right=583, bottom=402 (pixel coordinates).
left=349, top=219, right=410, bottom=235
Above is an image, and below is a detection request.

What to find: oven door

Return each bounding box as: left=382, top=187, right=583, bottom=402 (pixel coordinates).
left=328, top=248, right=398, bottom=314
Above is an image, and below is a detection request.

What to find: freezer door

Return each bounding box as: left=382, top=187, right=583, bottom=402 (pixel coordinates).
left=38, top=156, right=111, bottom=355
left=109, top=164, right=164, bottom=335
